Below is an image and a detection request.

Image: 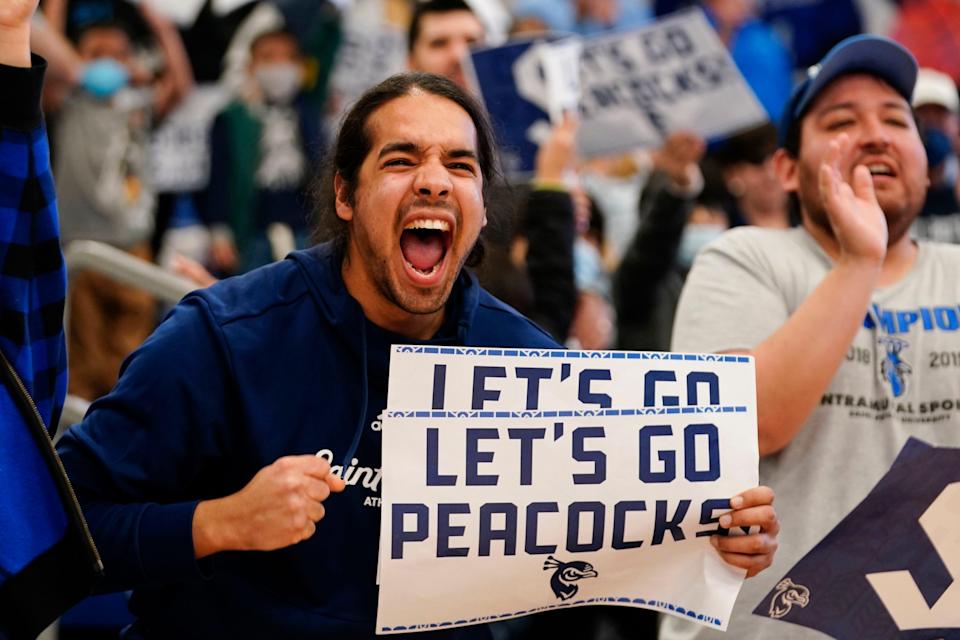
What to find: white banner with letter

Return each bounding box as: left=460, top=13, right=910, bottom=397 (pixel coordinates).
left=376, top=347, right=758, bottom=633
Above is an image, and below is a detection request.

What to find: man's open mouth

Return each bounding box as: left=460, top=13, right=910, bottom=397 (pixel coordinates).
left=865, top=162, right=896, bottom=178
left=400, top=219, right=452, bottom=278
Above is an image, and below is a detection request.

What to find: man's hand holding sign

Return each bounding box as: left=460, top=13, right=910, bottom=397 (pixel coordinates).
left=377, top=348, right=777, bottom=633
left=716, top=486, right=778, bottom=578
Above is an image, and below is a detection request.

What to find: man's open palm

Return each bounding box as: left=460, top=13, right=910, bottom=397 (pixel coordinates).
left=818, top=133, right=888, bottom=264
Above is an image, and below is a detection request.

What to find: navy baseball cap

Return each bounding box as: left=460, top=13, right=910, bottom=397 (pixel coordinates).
left=779, top=35, right=918, bottom=147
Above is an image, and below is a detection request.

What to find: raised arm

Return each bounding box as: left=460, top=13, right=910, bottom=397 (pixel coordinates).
left=747, top=135, right=885, bottom=454
left=1, top=0, right=68, bottom=429
left=672, top=133, right=888, bottom=456
left=38, top=0, right=64, bottom=34
left=0, top=0, right=35, bottom=66
left=1, top=5, right=103, bottom=636
left=521, top=114, right=578, bottom=342
left=29, top=11, right=80, bottom=82
left=138, top=1, right=193, bottom=118
left=615, top=132, right=704, bottom=349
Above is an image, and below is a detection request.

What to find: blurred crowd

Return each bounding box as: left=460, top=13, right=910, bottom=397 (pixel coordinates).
left=36, top=0, right=960, bottom=403
left=32, top=0, right=960, bottom=399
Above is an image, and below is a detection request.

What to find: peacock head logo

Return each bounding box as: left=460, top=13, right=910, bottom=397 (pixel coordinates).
left=769, top=578, right=811, bottom=619
left=542, top=555, right=599, bottom=601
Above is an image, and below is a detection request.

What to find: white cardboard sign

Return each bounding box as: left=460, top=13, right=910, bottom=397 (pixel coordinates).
left=376, top=347, right=758, bottom=634
left=576, top=8, right=768, bottom=155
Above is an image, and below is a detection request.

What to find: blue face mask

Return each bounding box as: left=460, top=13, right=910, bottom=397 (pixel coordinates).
left=677, top=223, right=726, bottom=268
left=80, top=58, right=130, bottom=99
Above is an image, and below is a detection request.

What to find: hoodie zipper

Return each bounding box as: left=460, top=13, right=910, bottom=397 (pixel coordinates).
left=0, top=349, right=103, bottom=576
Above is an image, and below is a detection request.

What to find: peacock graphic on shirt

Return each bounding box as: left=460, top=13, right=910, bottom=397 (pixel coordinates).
left=878, top=336, right=912, bottom=398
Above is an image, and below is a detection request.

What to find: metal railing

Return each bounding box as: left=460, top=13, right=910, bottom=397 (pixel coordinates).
left=58, top=240, right=198, bottom=434
left=64, top=240, right=197, bottom=305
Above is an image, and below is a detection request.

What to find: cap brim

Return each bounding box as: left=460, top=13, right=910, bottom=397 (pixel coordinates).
left=795, top=35, right=918, bottom=118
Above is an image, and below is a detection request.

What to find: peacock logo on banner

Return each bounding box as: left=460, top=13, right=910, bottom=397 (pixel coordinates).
left=754, top=438, right=960, bottom=638
left=543, top=555, right=599, bottom=601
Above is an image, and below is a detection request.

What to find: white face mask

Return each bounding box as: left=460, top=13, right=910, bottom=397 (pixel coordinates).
left=677, top=223, right=726, bottom=268
left=254, top=63, right=302, bottom=105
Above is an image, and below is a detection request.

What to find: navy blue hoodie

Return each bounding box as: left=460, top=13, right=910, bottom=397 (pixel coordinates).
left=57, top=242, right=559, bottom=638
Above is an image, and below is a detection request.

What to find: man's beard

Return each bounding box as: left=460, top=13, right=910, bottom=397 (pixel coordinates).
left=798, top=170, right=921, bottom=246
left=364, top=235, right=476, bottom=317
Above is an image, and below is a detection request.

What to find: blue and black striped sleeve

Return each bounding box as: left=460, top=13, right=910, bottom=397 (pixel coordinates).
left=0, top=56, right=67, bottom=432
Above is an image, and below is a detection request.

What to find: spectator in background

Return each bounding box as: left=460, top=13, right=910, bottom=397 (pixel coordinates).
left=203, top=28, right=321, bottom=275
left=912, top=67, right=960, bottom=159
left=43, top=0, right=148, bottom=46
left=759, top=0, right=860, bottom=71
left=567, top=189, right=616, bottom=350
left=714, top=123, right=790, bottom=228
left=910, top=67, right=960, bottom=243
left=615, top=131, right=708, bottom=351
left=29, top=10, right=84, bottom=110
left=571, top=0, right=651, bottom=34
left=648, top=1, right=794, bottom=120
left=615, top=125, right=788, bottom=352
left=509, top=0, right=565, bottom=35
left=701, top=0, right=793, bottom=123
left=655, top=0, right=862, bottom=72
left=891, top=0, right=960, bottom=87
left=474, top=115, right=579, bottom=344
left=406, top=0, right=484, bottom=90
left=54, top=3, right=192, bottom=401
left=407, top=0, right=578, bottom=343
left=510, top=0, right=651, bottom=36
left=272, top=0, right=342, bottom=112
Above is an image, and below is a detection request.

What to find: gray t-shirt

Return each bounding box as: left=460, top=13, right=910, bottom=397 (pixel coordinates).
left=663, top=226, right=960, bottom=640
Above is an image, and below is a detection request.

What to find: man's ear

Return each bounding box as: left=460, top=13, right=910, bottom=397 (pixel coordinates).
left=482, top=207, right=487, bottom=228
left=773, top=148, right=799, bottom=193
left=334, top=173, right=353, bottom=222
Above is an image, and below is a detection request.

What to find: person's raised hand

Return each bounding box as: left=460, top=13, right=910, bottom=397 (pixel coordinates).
left=210, top=236, right=240, bottom=275
left=819, top=133, right=888, bottom=268
left=193, top=455, right=346, bottom=558
left=171, top=254, right=219, bottom=289
left=0, top=0, right=39, bottom=66
left=534, top=112, right=579, bottom=184
left=651, top=131, right=705, bottom=188
left=0, top=0, right=37, bottom=30
left=712, top=485, right=779, bottom=578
